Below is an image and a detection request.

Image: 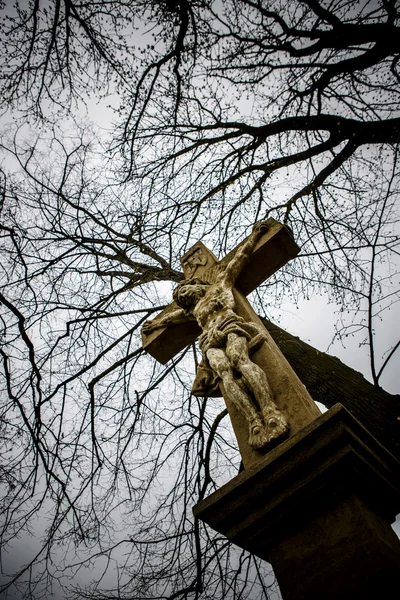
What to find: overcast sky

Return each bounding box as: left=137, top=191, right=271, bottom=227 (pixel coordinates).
left=1, top=5, right=399, bottom=598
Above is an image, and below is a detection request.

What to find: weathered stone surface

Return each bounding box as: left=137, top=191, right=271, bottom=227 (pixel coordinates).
left=143, top=222, right=291, bottom=458
left=193, top=403, right=400, bottom=600
left=142, top=219, right=320, bottom=466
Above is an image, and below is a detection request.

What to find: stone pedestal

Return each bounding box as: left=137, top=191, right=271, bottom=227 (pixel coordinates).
left=193, top=404, right=400, bottom=600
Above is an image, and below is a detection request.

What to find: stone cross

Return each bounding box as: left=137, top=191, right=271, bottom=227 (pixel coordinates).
left=142, top=218, right=320, bottom=467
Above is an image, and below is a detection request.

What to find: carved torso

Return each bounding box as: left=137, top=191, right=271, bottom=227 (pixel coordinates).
left=192, top=283, right=235, bottom=331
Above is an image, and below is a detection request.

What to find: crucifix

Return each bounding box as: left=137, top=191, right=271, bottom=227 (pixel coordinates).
left=142, top=218, right=320, bottom=467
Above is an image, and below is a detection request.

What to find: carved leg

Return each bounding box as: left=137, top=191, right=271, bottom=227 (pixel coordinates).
left=226, top=334, right=289, bottom=445
left=206, top=348, right=266, bottom=448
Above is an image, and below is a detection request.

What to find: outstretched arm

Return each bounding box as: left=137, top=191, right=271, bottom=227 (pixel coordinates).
left=223, top=221, right=270, bottom=286
left=142, top=308, right=193, bottom=335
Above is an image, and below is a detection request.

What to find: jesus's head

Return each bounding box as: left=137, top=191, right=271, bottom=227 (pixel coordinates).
left=173, top=278, right=209, bottom=310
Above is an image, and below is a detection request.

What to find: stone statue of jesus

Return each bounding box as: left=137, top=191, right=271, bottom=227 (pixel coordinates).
left=142, top=222, right=289, bottom=450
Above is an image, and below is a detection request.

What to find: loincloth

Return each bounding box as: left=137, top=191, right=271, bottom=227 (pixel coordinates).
left=192, top=313, right=268, bottom=397
left=198, top=313, right=266, bottom=357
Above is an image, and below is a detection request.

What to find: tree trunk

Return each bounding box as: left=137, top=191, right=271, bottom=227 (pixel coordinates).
left=261, top=317, right=400, bottom=462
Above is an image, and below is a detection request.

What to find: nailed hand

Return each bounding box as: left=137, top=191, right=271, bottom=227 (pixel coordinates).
left=142, top=320, right=155, bottom=335
left=252, top=221, right=269, bottom=236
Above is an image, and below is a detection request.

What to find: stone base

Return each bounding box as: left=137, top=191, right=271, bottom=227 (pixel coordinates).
left=193, top=404, right=400, bottom=600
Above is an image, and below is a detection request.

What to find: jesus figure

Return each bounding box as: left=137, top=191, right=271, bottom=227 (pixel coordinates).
left=142, top=222, right=289, bottom=450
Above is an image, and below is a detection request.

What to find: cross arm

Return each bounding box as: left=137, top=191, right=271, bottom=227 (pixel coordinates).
left=222, top=221, right=270, bottom=287
left=141, top=303, right=201, bottom=364
left=218, top=219, right=300, bottom=296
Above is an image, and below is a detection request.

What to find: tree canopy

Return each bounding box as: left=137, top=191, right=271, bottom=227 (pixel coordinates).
left=0, top=1, right=399, bottom=598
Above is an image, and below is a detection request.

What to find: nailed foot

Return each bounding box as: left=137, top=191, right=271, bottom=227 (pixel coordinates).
left=248, top=407, right=289, bottom=450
